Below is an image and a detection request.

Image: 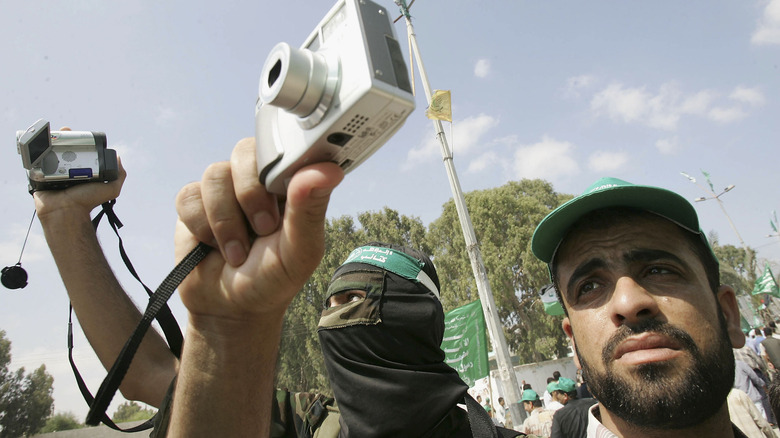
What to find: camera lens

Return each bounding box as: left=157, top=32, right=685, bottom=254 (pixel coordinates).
left=260, top=43, right=328, bottom=118
left=268, top=60, right=282, bottom=88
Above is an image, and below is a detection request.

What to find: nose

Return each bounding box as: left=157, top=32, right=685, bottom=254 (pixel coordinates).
left=608, top=276, right=660, bottom=327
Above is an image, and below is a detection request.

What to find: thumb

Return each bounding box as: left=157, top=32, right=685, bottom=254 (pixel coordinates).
left=279, top=162, right=344, bottom=278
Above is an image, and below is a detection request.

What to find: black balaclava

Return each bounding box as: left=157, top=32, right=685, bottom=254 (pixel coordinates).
left=317, top=243, right=468, bottom=437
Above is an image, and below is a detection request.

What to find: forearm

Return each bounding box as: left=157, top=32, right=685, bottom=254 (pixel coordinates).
left=168, top=314, right=284, bottom=438
left=40, top=208, right=177, bottom=406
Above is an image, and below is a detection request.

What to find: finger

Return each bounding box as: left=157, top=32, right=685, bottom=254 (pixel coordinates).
left=200, top=161, right=250, bottom=267
left=278, top=162, right=344, bottom=281
left=175, top=181, right=216, bottom=247
left=174, top=218, right=234, bottom=317
left=173, top=218, right=200, bottom=263
left=230, top=138, right=279, bottom=237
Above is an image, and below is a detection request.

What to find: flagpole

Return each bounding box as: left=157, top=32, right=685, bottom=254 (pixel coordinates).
left=395, top=0, right=524, bottom=424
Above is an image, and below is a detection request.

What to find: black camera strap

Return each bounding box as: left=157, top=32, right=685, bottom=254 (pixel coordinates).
left=68, top=201, right=211, bottom=431
left=90, top=200, right=184, bottom=356
left=68, top=308, right=155, bottom=432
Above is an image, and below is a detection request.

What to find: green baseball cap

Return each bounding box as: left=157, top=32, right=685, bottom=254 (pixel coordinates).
left=521, top=389, right=539, bottom=402
left=555, top=377, right=576, bottom=393
left=532, top=177, right=707, bottom=264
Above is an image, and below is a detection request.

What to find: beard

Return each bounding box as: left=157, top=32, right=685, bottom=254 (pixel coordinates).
left=577, top=315, right=734, bottom=430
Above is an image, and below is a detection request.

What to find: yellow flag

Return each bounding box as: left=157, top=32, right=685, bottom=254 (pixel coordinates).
left=426, top=90, right=452, bottom=122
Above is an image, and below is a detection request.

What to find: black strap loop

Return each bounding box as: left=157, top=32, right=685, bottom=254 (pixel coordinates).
left=91, top=201, right=183, bottom=357
left=68, top=308, right=155, bottom=432
left=85, top=241, right=211, bottom=426
left=68, top=201, right=210, bottom=431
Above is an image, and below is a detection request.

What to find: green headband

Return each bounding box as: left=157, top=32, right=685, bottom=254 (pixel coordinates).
left=340, top=246, right=440, bottom=299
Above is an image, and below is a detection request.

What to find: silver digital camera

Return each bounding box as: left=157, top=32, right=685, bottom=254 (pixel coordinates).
left=255, top=0, right=415, bottom=194
left=17, top=119, right=118, bottom=193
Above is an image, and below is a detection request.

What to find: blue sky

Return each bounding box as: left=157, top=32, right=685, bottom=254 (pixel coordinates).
left=2, top=0, right=779, bottom=420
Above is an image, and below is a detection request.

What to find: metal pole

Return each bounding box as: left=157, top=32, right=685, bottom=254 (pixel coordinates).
left=395, top=0, right=524, bottom=425
left=713, top=197, right=746, bottom=248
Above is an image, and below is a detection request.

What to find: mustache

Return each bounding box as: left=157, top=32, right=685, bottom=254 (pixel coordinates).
left=601, top=319, right=699, bottom=365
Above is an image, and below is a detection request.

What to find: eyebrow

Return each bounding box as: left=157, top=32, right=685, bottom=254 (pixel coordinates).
left=564, top=249, right=687, bottom=298
left=566, top=258, right=607, bottom=299
left=622, top=248, right=686, bottom=267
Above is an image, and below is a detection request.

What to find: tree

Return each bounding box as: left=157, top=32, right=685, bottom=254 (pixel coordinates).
left=426, top=179, right=572, bottom=363
left=39, top=412, right=84, bottom=433
left=0, top=330, right=55, bottom=438
left=708, top=236, right=772, bottom=325
left=275, top=209, right=430, bottom=393
left=709, top=234, right=757, bottom=295
left=112, top=401, right=155, bottom=423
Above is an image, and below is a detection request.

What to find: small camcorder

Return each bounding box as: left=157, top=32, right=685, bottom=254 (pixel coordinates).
left=17, top=119, right=118, bottom=193
left=255, top=0, right=415, bottom=195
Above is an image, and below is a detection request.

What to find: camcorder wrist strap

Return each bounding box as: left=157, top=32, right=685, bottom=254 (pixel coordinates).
left=66, top=200, right=211, bottom=431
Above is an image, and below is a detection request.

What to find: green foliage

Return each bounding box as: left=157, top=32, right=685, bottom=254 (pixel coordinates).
left=709, top=237, right=768, bottom=324
left=112, top=401, right=156, bottom=423
left=426, top=179, right=572, bottom=363
left=0, top=330, right=55, bottom=438
left=709, top=236, right=757, bottom=293
left=274, top=180, right=576, bottom=395
left=39, top=412, right=84, bottom=433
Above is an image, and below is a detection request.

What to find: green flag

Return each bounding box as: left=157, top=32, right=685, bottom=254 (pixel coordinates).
left=752, top=264, right=780, bottom=299
left=701, top=169, right=715, bottom=193
left=442, top=300, right=489, bottom=387
left=540, top=284, right=564, bottom=316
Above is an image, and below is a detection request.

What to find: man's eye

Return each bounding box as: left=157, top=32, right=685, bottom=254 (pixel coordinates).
left=326, top=290, right=367, bottom=308
left=578, top=281, right=600, bottom=296
left=647, top=266, right=673, bottom=276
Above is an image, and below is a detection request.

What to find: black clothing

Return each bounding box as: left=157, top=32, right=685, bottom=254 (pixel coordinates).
left=550, top=398, right=597, bottom=438
left=576, top=382, right=592, bottom=399
left=317, top=253, right=521, bottom=438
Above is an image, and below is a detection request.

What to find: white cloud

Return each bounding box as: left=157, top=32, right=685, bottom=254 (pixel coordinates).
left=404, top=114, right=499, bottom=169
left=590, top=81, right=759, bottom=130
left=588, top=150, right=628, bottom=172
left=590, top=83, right=651, bottom=125
left=474, top=59, right=491, bottom=78
left=679, top=90, right=718, bottom=115
left=562, top=75, right=596, bottom=98
left=450, top=114, right=499, bottom=155
left=155, top=106, right=181, bottom=125
left=512, top=136, right=579, bottom=180
left=655, top=136, right=679, bottom=155
left=467, top=151, right=498, bottom=173
left=752, top=0, right=780, bottom=45
left=708, top=106, right=748, bottom=123
left=729, top=85, right=766, bottom=106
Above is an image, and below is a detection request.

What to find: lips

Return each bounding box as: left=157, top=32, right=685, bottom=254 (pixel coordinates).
left=612, top=332, right=684, bottom=365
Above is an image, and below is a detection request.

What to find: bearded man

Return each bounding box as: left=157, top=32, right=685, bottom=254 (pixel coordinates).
left=531, top=177, right=747, bottom=438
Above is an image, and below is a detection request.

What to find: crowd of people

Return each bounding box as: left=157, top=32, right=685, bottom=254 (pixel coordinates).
left=32, top=133, right=780, bottom=437
left=476, top=371, right=596, bottom=437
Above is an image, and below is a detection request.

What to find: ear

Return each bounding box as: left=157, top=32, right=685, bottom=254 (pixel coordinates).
left=717, top=284, right=745, bottom=349
left=562, top=317, right=581, bottom=369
